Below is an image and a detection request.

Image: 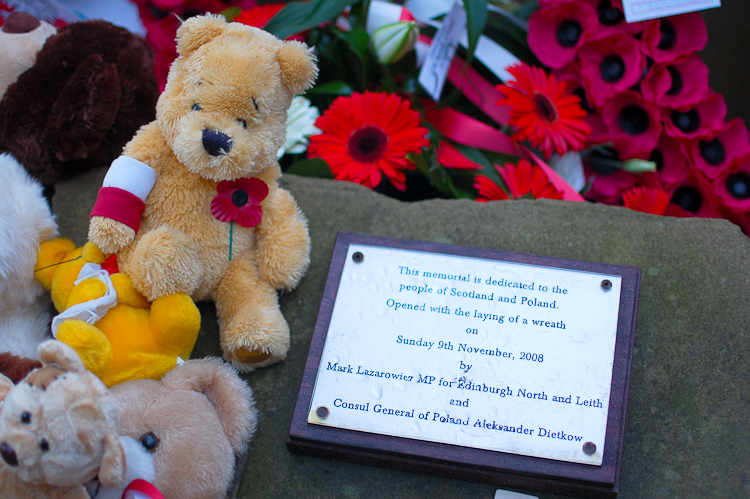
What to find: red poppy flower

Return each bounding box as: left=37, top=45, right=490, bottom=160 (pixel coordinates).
left=211, top=177, right=268, bottom=228
left=688, top=118, right=750, bottom=180
left=474, top=176, right=510, bottom=202
left=581, top=0, right=653, bottom=40
left=622, top=186, right=669, bottom=215
left=714, top=155, right=750, bottom=212
left=497, top=159, right=564, bottom=200
left=497, top=63, right=590, bottom=160
left=650, top=134, right=689, bottom=189
left=641, top=54, right=709, bottom=109
left=307, top=92, right=429, bottom=191
left=583, top=154, right=639, bottom=204
left=528, top=2, right=598, bottom=69
left=578, top=34, right=645, bottom=108
left=601, top=91, right=662, bottom=160
left=666, top=170, right=719, bottom=218
left=642, top=13, right=707, bottom=64
left=663, top=92, right=727, bottom=140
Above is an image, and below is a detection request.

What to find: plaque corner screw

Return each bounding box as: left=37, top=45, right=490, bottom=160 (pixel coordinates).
left=316, top=406, right=329, bottom=419
left=352, top=251, right=364, bottom=263
left=601, top=279, right=612, bottom=291
left=583, top=441, right=597, bottom=455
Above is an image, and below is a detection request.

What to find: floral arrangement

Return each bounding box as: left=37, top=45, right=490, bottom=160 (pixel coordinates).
left=129, top=0, right=750, bottom=234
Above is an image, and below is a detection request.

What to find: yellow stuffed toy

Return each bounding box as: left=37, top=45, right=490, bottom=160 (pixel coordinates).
left=34, top=238, right=201, bottom=386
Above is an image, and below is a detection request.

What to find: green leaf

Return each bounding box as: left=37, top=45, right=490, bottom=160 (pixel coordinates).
left=334, top=28, right=370, bottom=62
left=264, top=0, right=363, bottom=40
left=516, top=0, right=539, bottom=21
left=220, top=7, right=242, bottom=22
left=309, top=81, right=354, bottom=95
left=349, top=0, right=371, bottom=30
left=285, top=158, right=334, bottom=179
left=464, top=0, right=488, bottom=63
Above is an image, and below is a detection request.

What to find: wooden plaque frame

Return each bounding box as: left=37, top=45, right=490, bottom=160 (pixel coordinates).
left=287, top=232, right=640, bottom=498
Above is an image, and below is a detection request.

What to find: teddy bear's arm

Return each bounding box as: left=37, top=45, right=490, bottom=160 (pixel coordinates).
left=255, top=186, right=311, bottom=292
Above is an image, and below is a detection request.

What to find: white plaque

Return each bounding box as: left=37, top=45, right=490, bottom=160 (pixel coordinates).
left=307, top=243, right=623, bottom=466
left=622, top=0, right=720, bottom=23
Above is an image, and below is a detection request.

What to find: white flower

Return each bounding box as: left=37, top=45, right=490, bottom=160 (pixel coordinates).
left=548, top=152, right=586, bottom=192
left=278, top=96, right=321, bottom=159
left=371, top=21, right=419, bottom=64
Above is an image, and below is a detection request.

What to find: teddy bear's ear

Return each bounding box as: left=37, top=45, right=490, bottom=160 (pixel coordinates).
left=0, top=374, right=13, bottom=403
left=277, top=40, right=318, bottom=95
left=98, top=430, right=126, bottom=487
left=37, top=340, right=86, bottom=373
left=176, top=14, right=227, bottom=57
left=162, top=358, right=257, bottom=454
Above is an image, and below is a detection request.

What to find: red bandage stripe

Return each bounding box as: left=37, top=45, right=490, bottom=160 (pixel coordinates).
left=90, top=187, right=146, bottom=233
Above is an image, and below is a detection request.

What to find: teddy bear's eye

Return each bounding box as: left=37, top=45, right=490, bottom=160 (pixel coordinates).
left=192, top=103, right=202, bottom=111
left=238, top=119, right=247, bottom=129
left=20, top=412, right=31, bottom=424
left=252, top=98, right=259, bottom=112
left=40, top=439, right=49, bottom=452
left=140, top=432, right=160, bottom=453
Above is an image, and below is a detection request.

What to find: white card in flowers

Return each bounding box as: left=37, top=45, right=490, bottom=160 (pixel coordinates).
left=621, top=0, right=720, bottom=23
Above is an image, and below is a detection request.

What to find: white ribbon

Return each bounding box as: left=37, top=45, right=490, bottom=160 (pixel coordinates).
left=51, top=263, right=118, bottom=336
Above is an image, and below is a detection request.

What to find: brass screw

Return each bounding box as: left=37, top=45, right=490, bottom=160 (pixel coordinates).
left=316, top=406, right=329, bottom=419
left=352, top=252, right=364, bottom=263
left=601, top=279, right=612, bottom=291
left=583, top=442, right=597, bottom=455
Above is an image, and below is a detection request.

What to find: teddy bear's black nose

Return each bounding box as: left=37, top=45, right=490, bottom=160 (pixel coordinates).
left=1, top=442, right=18, bottom=466
left=202, top=129, right=233, bottom=156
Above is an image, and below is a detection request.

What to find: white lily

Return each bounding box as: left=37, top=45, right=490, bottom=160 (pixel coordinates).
left=278, top=96, right=321, bottom=159
left=371, top=21, right=420, bottom=64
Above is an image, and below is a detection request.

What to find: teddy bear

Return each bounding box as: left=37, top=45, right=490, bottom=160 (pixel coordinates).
left=85, top=357, right=258, bottom=499
left=88, top=14, right=318, bottom=371
left=35, top=238, right=201, bottom=387
left=0, top=152, right=58, bottom=359
left=0, top=12, right=159, bottom=190
left=0, top=340, right=125, bottom=499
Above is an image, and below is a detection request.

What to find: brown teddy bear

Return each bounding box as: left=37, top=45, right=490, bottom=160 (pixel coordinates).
left=88, top=14, right=318, bottom=371
left=87, top=357, right=258, bottom=499
left=0, top=340, right=125, bottom=499
left=0, top=12, right=159, bottom=189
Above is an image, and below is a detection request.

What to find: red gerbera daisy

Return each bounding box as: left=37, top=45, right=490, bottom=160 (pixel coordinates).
left=497, top=63, right=590, bottom=160
left=307, top=92, right=429, bottom=191
left=498, top=159, right=564, bottom=200
left=233, top=3, right=284, bottom=28
left=211, top=177, right=269, bottom=228
left=474, top=175, right=510, bottom=202
left=622, top=186, right=669, bottom=215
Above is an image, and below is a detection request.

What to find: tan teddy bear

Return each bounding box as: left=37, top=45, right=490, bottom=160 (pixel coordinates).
left=88, top=14, right=317, bottom=371
left=0, top=340, right=125, bottom=499
left=86, top=357, right=258, bottom=499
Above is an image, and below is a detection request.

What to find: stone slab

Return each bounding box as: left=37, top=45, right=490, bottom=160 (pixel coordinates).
left=53, top=169, right=750, bottom=499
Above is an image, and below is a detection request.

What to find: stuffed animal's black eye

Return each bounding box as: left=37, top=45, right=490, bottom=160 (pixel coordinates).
left=252, top=98, right=259, bottom=112
left=192, top=103, right=202, bottom=111
left=140, top=432, right=159, bottom=453
left=20, top=412, right=31, bottom=424
left=238, top=119, right=247, bottom=129
left=40, top=439, right=49, bottom=451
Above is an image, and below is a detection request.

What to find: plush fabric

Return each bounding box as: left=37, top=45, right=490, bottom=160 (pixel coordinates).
left=88, top=15, right=318, bottom=371
left=0, top=19, right=158, bottom=187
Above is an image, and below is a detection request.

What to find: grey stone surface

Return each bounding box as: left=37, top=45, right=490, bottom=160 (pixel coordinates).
left=53, top=169, right=749, bottom=499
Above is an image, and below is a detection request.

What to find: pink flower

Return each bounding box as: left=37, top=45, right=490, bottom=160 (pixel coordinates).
left=528, top=2, right=598, bottom=70
left=650, top=134, right=689, bottom=189
left=641, top=54, right=709, bottom=109
left=666, top=170, right=719, bottom=218
left=714, top=155, right=750, bottom=212
left=583, top=149, right=639, bottom=203
left=688, top=118, right=750, bottom=180
left=578, top=35, right=645, bottom=108
left=581, top=0, right=654, bottom=40
left=601, top=91, right=662, bottom=160
left=210, top=178, right=268, bottom=228
left=642, top=13, right=707, bottom=64
left=663, top=92, right=727, bottom=140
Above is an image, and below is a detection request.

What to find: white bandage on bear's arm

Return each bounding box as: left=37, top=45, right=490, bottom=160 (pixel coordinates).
left=102, top=156, right=157, bottom=201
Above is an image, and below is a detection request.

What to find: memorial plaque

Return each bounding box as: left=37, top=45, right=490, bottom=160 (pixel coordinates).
left=288, top=233, right=640, bottom=498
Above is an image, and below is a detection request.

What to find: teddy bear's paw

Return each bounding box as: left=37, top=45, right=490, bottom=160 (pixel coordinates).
left=221, top=305, right=290, bottom=372
left=88, top=216, right=136, bottom=254
left=128, top=226, right=202, bottom=301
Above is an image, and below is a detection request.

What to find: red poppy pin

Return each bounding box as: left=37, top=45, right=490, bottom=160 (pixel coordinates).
left=210, top=178, right=269, bottom=228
